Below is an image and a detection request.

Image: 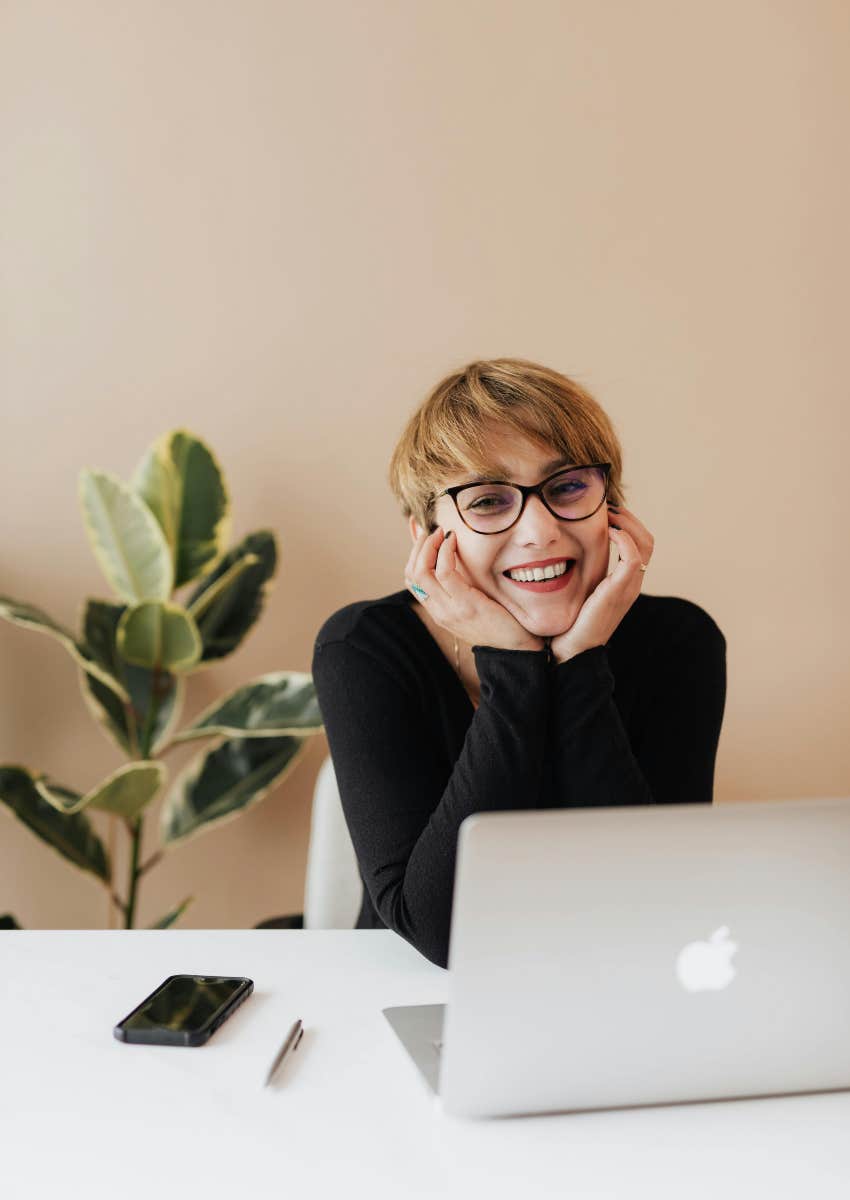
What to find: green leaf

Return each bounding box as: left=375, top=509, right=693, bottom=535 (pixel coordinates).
left=79, top=600, right=184, bottom=755
left=78, top=469, right=173, bottom=603
left=170, top=672, right=322, bottom=745
left=0, top=595, right=129, bottom=703
left=149, top=895, right=194, bottom=929
left=35, top=761, right=166, bottom=820
left=117, top=601, right=202, bottom=671
left=0, top=914, right=22, bottom=929
left=132, top=430, right=231, bottom=588
left=0, top=766, right=111, bottom=882
left=160, top=735, right=307, bottom=846
left=254, top=913, right=303, bottom=929
left=183, top=531, right=277, bottom=663
left=131, top=443, right=182, bottom=562
left=186, top=553, right=260, bottom=622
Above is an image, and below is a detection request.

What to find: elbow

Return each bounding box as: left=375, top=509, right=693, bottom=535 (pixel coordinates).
left=380, top=886, right=451, bottom=970
left=416, top=937, right=450, bottom=971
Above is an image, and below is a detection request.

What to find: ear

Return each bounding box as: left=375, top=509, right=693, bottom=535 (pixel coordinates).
left=408, top=515, right=422, bottom=543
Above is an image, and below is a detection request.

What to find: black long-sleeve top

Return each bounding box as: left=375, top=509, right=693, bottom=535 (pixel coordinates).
left=311, top=588, right=727, bottom=969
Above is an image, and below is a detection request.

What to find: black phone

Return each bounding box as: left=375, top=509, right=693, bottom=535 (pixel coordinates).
left=113, top=974, right=254, bottom=1046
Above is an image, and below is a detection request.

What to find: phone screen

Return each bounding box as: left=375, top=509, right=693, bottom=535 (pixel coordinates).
left=115, top=975, right=253, bottom=1045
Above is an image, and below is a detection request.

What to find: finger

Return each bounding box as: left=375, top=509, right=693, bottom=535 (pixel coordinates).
left=419, top=526, right=446, bottom=576
left=433, top=529, right=472, bottom=601
left=608, top=528, right=648, bottom=588
left=409, top=526, right=441, bottom=574
left=411, top=527, right=452, bottom=599
left=608, top=526, right=643, bottom=570
left=404, top=526, right=431, bottom=578
left=405, top=528, right=441, bottom=597
left=607, top=508, right=654, bottom=566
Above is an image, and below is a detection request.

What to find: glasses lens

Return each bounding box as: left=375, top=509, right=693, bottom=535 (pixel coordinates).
left=456, top=483, right=523, bottom=532
left=457, top=467, right=607, bottom=532
left=543, top=466, right=607, bottom=519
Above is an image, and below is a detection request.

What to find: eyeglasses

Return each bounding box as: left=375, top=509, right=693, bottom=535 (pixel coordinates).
left=433, top=462, right=612, bottom=535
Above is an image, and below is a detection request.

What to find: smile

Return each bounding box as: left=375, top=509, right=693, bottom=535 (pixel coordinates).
left=502, top=559, right=575, bottom=592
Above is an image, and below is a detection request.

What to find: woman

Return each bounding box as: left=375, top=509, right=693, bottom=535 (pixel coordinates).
left=312, top=358, right=726, bottom=969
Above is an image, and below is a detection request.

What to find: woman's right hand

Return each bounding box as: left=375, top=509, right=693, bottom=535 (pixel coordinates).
left=404, top=526, right=545, bottom=653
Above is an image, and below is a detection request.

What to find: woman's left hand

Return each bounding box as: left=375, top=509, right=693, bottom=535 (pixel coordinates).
left=549, top=505, right=655, bottom=664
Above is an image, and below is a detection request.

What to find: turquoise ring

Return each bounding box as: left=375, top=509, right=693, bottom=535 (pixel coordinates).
left=406, top=579, right=429, bottom=601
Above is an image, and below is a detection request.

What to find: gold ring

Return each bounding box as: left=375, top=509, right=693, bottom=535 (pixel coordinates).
left=639, top=564, right=647, bottom=572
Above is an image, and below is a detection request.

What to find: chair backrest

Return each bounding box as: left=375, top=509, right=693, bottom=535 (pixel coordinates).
left=303, top=755, right=364, bottom=929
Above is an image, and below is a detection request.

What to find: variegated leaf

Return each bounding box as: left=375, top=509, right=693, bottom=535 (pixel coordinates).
left=183, top=530, right=277, bottom=663
left=0, top=766, right=110, bottom=882
left=117, top=601, right=202, bottom=671
left=0, top=595, right=128, bottom=702
left=149, top=896, right=194, bottom=929
left=169, top=672, right=322, bottom=745
left=79, top=599, right=184, bottom=755
left=160, top=736, right=307, bottom=846
left=78, top=469, right=173, bottom=603
left=132, top=430, right=231, bottom=588
left=35, top=761, right=166, bottom=820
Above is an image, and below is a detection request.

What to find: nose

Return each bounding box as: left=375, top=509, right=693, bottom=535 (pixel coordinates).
left=513, top=493, right=571, bottom=547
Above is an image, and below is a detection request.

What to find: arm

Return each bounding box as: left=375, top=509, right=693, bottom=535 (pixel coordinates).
left=311, top=637, right=551, bottom=968
left=547, top=608, right=727, bottom=809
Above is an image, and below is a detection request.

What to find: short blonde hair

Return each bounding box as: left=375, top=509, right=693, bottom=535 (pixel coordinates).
left=388, top=357, right=626, bottom=531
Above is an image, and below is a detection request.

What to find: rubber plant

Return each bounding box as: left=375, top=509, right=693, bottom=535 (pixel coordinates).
left=0, top=429, right=322, bottom=929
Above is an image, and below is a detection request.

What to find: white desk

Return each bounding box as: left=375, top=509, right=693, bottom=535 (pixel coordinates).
left=2, top=931, right=849, bottom=1199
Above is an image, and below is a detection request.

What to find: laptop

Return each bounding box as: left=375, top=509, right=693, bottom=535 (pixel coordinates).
left=382, top=796, right=850, bottom=1119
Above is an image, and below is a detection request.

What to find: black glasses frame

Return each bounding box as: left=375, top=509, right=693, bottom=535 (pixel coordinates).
left=432, top=462, right=613, bottom=534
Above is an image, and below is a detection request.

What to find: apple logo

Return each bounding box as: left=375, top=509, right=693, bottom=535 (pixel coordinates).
left=675, top=926, right=739, bottom=993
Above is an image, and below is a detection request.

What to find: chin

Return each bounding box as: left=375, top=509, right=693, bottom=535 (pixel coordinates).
left=506, top=599, right=580, bottom=639
left=527, top=613, right=578, bottom=638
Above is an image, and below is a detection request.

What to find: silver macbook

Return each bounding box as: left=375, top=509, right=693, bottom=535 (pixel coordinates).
left=383, top=796, right=850, bottom=1119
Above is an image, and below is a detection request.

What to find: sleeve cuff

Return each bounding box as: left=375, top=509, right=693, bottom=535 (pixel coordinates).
left=551, top=644, right=615, bottom=705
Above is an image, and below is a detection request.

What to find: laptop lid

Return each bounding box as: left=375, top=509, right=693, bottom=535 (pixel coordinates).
left=437, top=797, right=850, bottom=1119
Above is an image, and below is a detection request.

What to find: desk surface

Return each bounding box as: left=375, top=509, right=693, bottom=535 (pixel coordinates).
left=2, top=930, right=849, bottom=1199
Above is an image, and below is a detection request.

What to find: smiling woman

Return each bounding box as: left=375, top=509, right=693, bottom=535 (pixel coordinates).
left=311, top=358, right=727, bottom=969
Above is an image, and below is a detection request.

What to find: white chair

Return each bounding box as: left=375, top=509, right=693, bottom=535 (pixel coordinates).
left=303, top=755, right=364, bottom=929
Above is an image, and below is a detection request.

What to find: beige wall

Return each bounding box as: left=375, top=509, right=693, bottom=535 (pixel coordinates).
left=1, top=0, right=848, bottom=929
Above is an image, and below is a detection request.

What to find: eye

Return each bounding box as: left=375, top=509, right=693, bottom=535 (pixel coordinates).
left=468, top=495, right=512, bottom=511
left=550, top=481, right=586, bottom=496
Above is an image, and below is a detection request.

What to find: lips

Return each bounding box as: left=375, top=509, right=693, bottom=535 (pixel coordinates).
left=503, top=561, right=576, bottom=593
left=502, top=556, right=574, bottom=573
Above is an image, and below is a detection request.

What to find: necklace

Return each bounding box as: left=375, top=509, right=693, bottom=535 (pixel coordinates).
left=452, top=634, right=480, bottom=707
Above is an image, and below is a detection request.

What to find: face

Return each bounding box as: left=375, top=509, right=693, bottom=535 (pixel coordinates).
left=409, top=427, right=612, bottom=639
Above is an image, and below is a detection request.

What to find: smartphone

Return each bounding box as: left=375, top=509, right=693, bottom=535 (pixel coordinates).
left=113, top=974, right=254, bottom=1046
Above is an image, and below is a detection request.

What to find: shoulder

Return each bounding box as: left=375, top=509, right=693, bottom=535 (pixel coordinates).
left=620, top=593, right=727, bottom=654
left=314, top=588, right=412, bottom=650
left=309, top=592, right=425, bottom=710
left=311, top=589, right=422, bottom=698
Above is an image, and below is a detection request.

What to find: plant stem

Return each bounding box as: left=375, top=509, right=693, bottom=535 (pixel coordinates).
left=124, top=818, right=143, bottom=929
left=124, top=664, right=164, bottom=928
left=139, top=665, right=162, bottom=760
left=138, top=849, right=163, bottom=877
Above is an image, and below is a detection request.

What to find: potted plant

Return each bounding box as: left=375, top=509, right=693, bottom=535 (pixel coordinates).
left=0, top=429, right=322, bottom=929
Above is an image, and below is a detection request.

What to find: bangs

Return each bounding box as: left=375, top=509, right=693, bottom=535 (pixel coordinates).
left=388, top=358, right=625, bottom=526
left=427, top=406, right=606, bottom=486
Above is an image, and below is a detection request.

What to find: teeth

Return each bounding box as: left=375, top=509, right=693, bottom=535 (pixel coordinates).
left=507, top=560, right=570, bottom=583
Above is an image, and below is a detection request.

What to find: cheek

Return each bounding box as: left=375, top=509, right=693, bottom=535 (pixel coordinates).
left=455, top=544, right=498, bottom=588
left=577, top=527, right=611, bottom=584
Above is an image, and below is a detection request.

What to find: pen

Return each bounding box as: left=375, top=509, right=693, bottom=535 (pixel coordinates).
left=263, top=1018, right=304, bottom=1087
